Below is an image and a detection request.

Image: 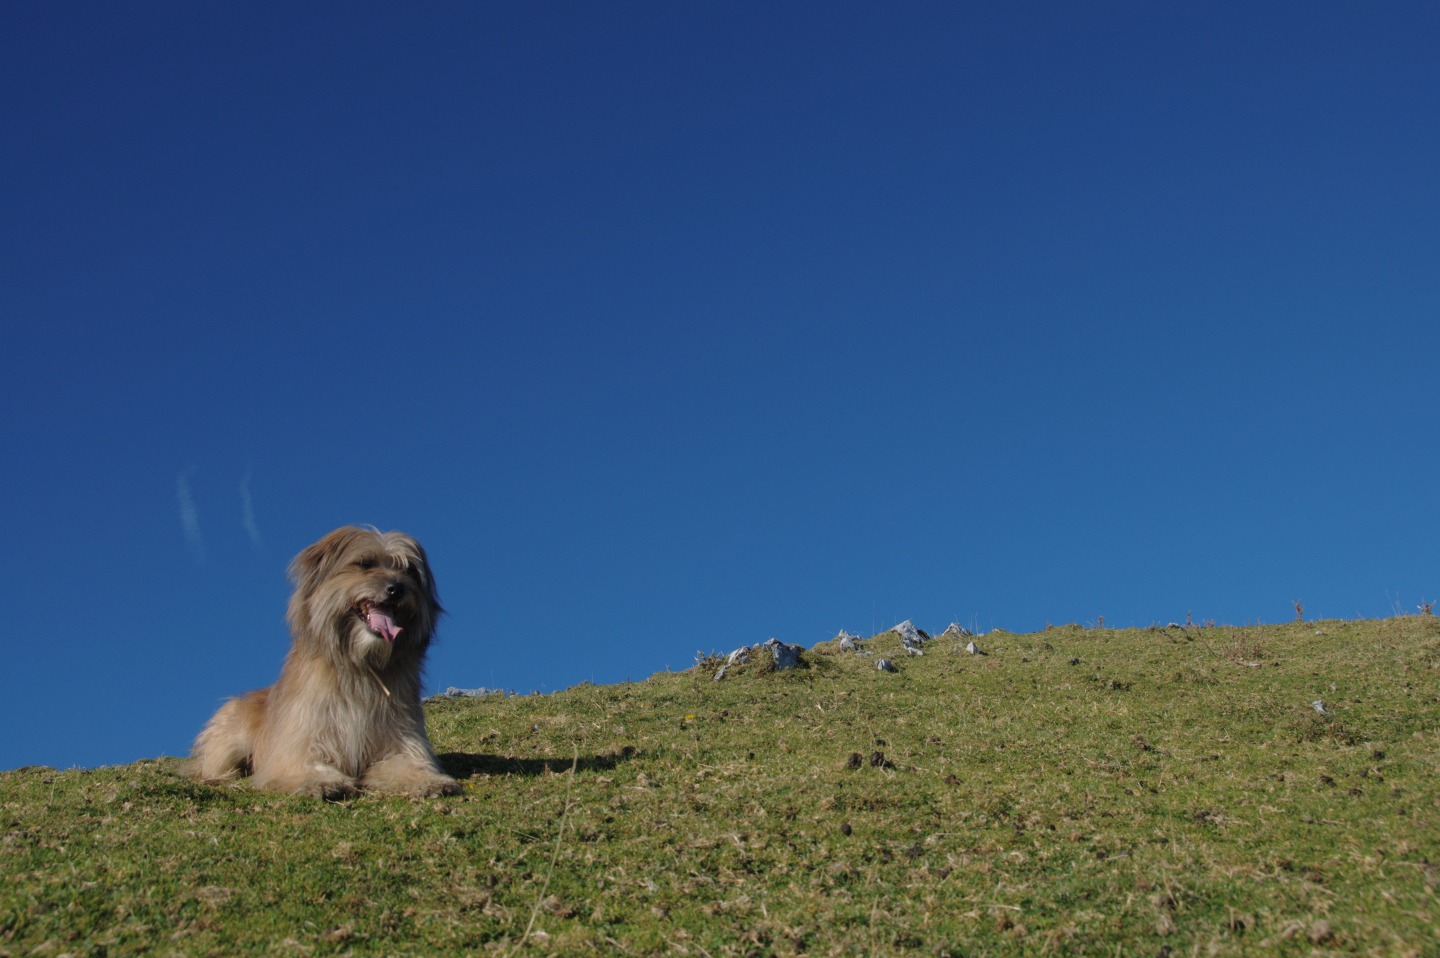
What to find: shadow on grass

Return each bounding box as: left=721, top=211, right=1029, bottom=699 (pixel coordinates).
left=438, top=746, right=636, bottom=778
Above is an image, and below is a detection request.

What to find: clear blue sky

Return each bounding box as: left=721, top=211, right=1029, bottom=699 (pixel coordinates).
left=4, top=2, right=1436, bottom=772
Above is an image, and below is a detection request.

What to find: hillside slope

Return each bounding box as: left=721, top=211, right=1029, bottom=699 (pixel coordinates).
left=3, top=617, right=1438, bottom=956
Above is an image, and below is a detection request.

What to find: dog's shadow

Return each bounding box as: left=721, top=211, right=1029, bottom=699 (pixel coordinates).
left=438, top=746, right=635, bottom=779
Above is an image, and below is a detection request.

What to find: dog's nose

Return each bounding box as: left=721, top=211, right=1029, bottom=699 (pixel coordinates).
left=385, top=581, right=406, bottom=598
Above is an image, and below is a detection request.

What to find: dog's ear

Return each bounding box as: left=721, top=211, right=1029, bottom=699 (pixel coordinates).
left=288, top=526, right=365, bottom=596
left=407, top=538, right=443, bottom=616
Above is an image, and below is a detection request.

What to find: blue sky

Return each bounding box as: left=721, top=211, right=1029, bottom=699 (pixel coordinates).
left=4, top=2, right=1436, bottom=772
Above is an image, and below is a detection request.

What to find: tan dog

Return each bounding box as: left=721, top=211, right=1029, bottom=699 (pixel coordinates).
left=185, top=526, right=460, bottom=799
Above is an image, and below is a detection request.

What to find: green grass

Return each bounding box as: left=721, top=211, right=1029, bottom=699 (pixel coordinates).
left=4, top=616, right=1439, bottom=956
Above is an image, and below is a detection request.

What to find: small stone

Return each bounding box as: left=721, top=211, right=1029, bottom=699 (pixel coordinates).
left=893, top=619, right=932, bottom=654
left=840, top=822, right=852, bottom=836
left=940, top=622, right=973, bottom=638
left=877, top=658, right=897, bottom=673
left=1307, top=920, right=1333, bottom=944
left=965, top=641, right=983, bottom=655
left=429, top=686, right=509, bottom=700
left=763, top=637, right=801, bottom=670
left=1312, top=700, right=1328, bottom=715
left=893, top=619, right=928, bottom=647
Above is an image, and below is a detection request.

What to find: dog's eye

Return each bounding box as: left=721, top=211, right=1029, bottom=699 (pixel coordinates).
left=354, top=559, right=378, bottom=570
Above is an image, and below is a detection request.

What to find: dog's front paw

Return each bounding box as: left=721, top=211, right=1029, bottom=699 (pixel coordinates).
left=387, top=773, right=462, bottom=799
left=421, top=776, right=463, bottom=798
left=362, top=754, right=463, bottom=798
left=318, top=780, right=362, bottom=801
left=258, top=770, right=361, bottom=800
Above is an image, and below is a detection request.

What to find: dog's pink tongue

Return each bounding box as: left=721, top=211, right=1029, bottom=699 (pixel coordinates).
left=366, top=608, right=402, bottom=643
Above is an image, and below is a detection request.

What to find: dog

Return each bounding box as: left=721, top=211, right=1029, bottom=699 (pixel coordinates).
left=185, top=526, right=461, bottom=799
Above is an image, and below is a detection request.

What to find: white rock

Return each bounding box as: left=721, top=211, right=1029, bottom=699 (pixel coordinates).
left=893, top=620, right=928, bottom=648
left=764, top=637, right=802, bottom=670
left=429, top=687, right=507, bottom=700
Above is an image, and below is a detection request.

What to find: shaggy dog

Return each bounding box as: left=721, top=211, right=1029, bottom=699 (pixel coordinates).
left=185, top=526, right=460, bottom=799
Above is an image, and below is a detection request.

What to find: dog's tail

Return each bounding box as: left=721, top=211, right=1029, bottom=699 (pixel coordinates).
left=183, top=690, right=266, bottom=783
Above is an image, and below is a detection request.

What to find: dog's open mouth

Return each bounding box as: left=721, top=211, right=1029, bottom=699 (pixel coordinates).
left=357, top=600, right=403, bottom=643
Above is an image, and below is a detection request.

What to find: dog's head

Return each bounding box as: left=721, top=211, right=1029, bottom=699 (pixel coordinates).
left=285, top=526, right=442, bottom=667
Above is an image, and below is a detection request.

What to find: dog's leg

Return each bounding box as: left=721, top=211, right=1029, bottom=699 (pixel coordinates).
left=361, top=737, right=461, bottom=798
left=253, top=764, right=362, bottom=801
left=184, top=694, right=260, bottom=784
left=248, top=723, right=363, bottom=800
left=362, top=758, right=461, bottom=797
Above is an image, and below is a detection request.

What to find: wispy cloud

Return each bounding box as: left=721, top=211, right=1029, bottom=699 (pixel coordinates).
left=177, top=467, right=204, bottom=561
left=240, top=469, right=263, bottom=549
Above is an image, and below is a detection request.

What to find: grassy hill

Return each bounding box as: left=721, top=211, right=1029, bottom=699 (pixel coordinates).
left=3, top=616, right=1438, bottom=956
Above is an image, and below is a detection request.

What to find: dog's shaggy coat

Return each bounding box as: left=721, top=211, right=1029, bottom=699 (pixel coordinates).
left=185, top=526, right=460, bottom=799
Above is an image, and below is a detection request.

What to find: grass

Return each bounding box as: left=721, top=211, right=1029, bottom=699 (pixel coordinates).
left=3, top=616, right=1439, bottom=956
